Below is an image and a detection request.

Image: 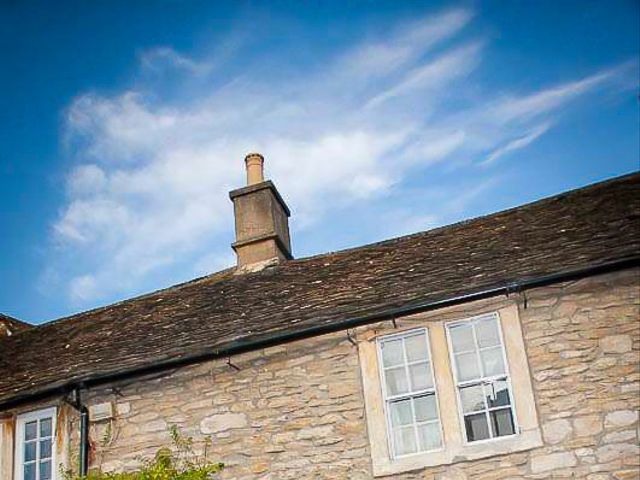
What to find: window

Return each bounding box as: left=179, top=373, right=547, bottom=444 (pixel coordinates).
left=447, top=313, right=516, bottom=443
left=359, top=304, right=541, bottom=477
left=15, top=408, right=56, bottom=480
left=378, top=329, right=442, bottom=457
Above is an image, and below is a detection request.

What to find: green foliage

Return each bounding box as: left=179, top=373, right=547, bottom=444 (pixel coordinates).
left=63, top=425, right=223, bottom=480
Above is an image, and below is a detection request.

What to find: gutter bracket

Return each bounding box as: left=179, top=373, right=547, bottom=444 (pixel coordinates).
left=227, top=358, right=240, bottom=371
left=521, top=290, right=528, bottom=309
left=110, top=387, right=125, bottom=398
left=505, top=282, right=528, bottom=308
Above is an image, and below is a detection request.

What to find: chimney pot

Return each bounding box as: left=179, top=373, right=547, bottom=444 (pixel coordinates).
left=245, top=153, right=264, bottom=185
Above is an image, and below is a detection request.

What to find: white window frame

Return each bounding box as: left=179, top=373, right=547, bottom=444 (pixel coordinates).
left=360, top=304, right=542, bottom=477
left=14, top=407, right=57, bottom=480
left=445, top=312, right=519, bottom=445
left=376, top=328, right=444, bottom=459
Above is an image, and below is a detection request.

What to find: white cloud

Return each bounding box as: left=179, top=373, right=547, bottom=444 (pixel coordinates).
left=48, top=8, right=635, bottom=306
left=69, top=275, right=98, bottom=303
left=338, top=8, right=473, bottom=79
left=366, top=41, right=483, bottom=108
left=482, top=123, right=551, bottom=166
left=67, top=164, right=107, bottom=195
left=487, top=70, right=617, bottom=123
left=139, top=47, right=212, bottom=75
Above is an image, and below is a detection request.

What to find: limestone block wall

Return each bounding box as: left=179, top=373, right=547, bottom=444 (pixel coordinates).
left=69, top=268, right=638, bottom=479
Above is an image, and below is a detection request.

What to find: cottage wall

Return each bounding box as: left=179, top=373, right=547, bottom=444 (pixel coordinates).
left=14, top=268, right=640, bottom=479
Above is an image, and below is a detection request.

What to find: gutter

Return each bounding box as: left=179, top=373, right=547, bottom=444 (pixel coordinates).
left=1, top=256, right=638, bottom=411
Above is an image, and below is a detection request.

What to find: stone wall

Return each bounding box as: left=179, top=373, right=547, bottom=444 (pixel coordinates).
left=71, top=268, right=639, bottom=479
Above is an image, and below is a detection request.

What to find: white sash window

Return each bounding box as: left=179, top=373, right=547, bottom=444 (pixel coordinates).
left=377, top=329, right=442, bottom=457
left=447, top=313, right=517, bottom=442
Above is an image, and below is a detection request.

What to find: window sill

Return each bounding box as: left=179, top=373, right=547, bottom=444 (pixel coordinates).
left=372, top=428, right=542, bottom=477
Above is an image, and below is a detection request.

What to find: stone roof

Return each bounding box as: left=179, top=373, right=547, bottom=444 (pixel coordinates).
left=0, top=313, right=32, bottom=337
left=1, top=173, right=639, bottom=407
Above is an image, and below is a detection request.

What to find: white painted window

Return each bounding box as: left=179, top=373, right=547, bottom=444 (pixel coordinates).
left=377, top=328, right=442, bottom=457
left=15, top=408, right=56, bottom=480
left=447, top=313, right=517, bottom=443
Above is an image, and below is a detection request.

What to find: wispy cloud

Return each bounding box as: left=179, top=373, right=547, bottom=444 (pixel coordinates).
left=139, top=47, right=213, bottom=75
left=487, top=69, right=620, bottom=123
left=338, top=8, right=473, bottom=79
left=482, top=123, right=551, bottom=166
left=47, top=7, right=636, bottom=306
left=366, top=41, right=483, bottom=108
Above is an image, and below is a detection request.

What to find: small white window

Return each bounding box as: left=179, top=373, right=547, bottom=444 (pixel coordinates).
left=447, top=313, right=517, bottom=443
left=377, top=329, right=442, bottom=457
left=15, top=407, right=56, bottom=480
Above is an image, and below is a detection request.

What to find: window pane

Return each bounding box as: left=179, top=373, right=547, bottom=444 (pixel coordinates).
left=417, top=422, right=441, bottom=451
left=450, top=325, right=475, bottom=353
left=414, top=395, right=438, bottom=422
left=405, top=333, right=428, bottom=363
left=24, top=442, right=37, bottom=462
left=24, top=463, right=36, bottom=480
left=464, top=412, right=490, bottom=442
left=491, top=408, right=515, bottom=437
left=40, top=418, right=52, bottom=438
left=476, top=317, right=501, bottom=348
left=455, top=352, right=481, bottom=382
left=480, top=347, right=505, bottom=377
left=40, top=439, right=52, bottom=459
left=381, top=339, right=404, bottom=368
left=25, top=421, right=37, bottom=441
left=409, top=362, right=432, bottom=391
left=385, top=367, right=409, bottom=396
left=389, top=399, right=413, bottom=427
left=40, top=460, right=52, bottom=480
left=487, top=379, right=511, bottom=408
left=459, top=384, right=486, bottom=413
left=393, top=426, right=417, bottom=456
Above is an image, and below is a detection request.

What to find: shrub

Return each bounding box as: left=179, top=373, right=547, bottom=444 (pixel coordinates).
left=62, top=425, right=224, bottom=480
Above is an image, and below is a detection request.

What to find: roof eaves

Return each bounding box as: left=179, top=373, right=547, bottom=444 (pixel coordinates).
left=1, top=254, right=637, bottom=411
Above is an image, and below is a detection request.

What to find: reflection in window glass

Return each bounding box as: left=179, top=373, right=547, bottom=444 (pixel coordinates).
left=465, top=412, right=491, bottom=441
left=459, top=384, right=485, bottom=413
left=448, top=314, right=518, bottom=443
left=491, top=408, right=516, bottom=437
left=25, top=422, right=37, bottom=441
left=379, top=330, right=442, bottom=457
left=455, top=351, right=481, bottom=382
left=385, top=367, right=409, bottom=396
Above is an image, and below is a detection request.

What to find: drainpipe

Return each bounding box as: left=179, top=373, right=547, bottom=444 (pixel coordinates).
left=67, top=388, right=90, bottom=477
left=79, top=403, right=89, bottom=476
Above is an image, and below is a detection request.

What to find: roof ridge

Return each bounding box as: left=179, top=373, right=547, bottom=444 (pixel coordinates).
left=29, top=267, right=236, bottom=328
left=26, top=171, right=639, bottom=328
left=290, top=171, right=640, bottom=263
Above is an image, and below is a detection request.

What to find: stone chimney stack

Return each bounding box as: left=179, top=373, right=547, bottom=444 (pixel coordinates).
left=229, top=153, right=292, bottom=270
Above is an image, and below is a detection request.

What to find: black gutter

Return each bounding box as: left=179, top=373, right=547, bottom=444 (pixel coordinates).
left=1, top=256, right=638, bottom=411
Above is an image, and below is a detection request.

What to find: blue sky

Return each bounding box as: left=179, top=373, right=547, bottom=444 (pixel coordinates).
left=1, top=1, right=638, bottom=324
